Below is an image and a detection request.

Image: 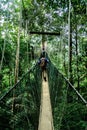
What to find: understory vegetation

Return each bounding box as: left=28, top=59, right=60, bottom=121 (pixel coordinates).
left=0, top=0, right=87, bottom=129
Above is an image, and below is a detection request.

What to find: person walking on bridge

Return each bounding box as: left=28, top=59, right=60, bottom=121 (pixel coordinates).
left=38, top=54, right=49, bottom=81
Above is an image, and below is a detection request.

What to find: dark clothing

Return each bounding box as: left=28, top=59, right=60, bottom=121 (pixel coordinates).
left=38, top=57, right=49, bottom=71
left=38, top=57, right=49, bottom=81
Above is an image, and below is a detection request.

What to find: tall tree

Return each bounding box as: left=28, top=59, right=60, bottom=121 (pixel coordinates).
left=75, top=17, right=80, bottom=92
left=68, top=0, right=73, bottom=84
left=0, top=0, right=9, bottom=72
left=12, top=1, right=22, bottom=127
left=0, top=38, right=6, bottom=71
left=14, top=1, right=22, bottom=84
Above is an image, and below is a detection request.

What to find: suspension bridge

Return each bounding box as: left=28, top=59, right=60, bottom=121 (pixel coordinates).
left=0, top=57, right=87, bottom=130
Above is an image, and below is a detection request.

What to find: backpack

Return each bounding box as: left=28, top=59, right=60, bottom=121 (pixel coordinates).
left=40, top=58, right=45, bottom=67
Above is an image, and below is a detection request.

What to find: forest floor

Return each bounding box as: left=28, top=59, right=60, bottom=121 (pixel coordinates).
left=38, top=71, right=54, bottom=130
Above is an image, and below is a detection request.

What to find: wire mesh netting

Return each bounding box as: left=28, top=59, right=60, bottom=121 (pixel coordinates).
left=0, top=64, right=42, bottom=130
left=47, top=61, right=87, bottom=130
left=0, top=59, right=87, bottom=130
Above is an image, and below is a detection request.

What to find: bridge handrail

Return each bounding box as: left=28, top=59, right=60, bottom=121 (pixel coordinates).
left=57, top=69, right=87, bottom=106
left=48, top=61, right=87, bottom=106
left=0, top=64, right=37, bottom=101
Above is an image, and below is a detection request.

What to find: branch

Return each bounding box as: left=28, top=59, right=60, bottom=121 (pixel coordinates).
left=29, top=31, right=60, bottom=36
left=80, top=73, right=87, bottom=80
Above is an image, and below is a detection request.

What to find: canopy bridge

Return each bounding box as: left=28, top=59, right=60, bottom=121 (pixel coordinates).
left=0, top=59, right=87, bottom=130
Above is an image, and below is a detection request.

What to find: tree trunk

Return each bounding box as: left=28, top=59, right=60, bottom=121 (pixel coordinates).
left=0, top=38, right=6, bottom=71
left=75, top=21, right=80, bottom=92
left=67, top=0, right=73, bottom=103
left=42, top=35, right=46, bottom=50
left=14, top=25, right=21, bottom=84
left=0, top=0, right=9, bottom=71
left=26, top=20, right=30, bottom=68
left=12, top=2, right=22, bottom=128
left=68, top=0, right=73, bottom=84
left=63, top=42, right=67, bottom=75
left=41, top=35, right=47, bottom=57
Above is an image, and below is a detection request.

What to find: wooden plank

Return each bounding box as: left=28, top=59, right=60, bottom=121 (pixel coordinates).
left=38, top=71, right=54, bottom=130
left=29, top=31, right=60, bottom=35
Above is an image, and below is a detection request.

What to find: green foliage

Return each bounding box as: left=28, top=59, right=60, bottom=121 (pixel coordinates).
left=47, top=61, right=87, bottom=130
left=0, top=65, right=42, bottom=129
left=71, top=0, right=86, bottom=14
left=0, top=0, right=87, bottom=130
left=61, top=103, right=87, bottom=130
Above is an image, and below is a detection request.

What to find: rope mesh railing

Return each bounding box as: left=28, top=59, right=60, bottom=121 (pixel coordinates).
left=0, top=64, right=42, bottom=130
left=47, top=61, right=87, bottom=130
left=0, top=58, right=87, bottom=130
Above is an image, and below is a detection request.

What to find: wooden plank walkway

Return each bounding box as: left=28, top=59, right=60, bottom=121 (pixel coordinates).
left=38, top=71, right=54, bottom=130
